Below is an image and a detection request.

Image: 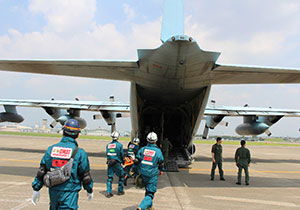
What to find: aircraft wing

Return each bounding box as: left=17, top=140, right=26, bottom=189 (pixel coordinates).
left=0, top=60, right=138, bottom=81
left=204, top=105, right=300, bottom=117
left=2, top=99, right=300, bottom=116
left=211, top=64, right=300, bottom=84
left=0, top=99, right=130, bottom=112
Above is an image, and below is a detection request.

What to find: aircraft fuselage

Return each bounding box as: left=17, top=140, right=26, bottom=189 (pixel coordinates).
left=130, top=36, right=220, bottom=155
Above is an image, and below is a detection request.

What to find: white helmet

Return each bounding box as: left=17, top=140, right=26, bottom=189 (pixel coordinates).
left=111, top=131, right=120, bottom=140
left=132, top=137, right=140, bottom=145
left=147, top=132, right=157, bottom=143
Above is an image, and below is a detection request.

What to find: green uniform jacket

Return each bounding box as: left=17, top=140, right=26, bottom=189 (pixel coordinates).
left=211, top=143, right=223, bottom=161
left=235, top=147, right=251, bottom=165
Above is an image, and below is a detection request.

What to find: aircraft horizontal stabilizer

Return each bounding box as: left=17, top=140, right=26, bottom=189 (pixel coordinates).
left=212, top=64, right=300, bottom=84
left=0, top=60, right=138, bottom=81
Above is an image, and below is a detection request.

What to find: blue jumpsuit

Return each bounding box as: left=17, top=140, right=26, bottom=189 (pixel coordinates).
left=32, top=136, right=93, bottom=210
left=125, top=142, right=139, bottom=178
left=136, top=143, right=164, bottom=210
left=106, top=140, right=124, bottom=193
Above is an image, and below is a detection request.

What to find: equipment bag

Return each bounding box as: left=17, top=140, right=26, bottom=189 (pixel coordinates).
left=107, top=159, right=118, bottom=166
left=44, top=147, right=78, bottom=188
left=135, top=174, right=145, bottom=188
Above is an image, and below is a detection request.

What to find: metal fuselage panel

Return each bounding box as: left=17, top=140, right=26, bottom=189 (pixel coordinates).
left=130, top=39, right=219, bottom=149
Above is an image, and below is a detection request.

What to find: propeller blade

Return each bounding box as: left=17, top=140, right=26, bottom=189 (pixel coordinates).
left=50, top=120, right=58, bottom=128
left=218, top=121, right=229, bottom=127
left=202, top=125, right=209, bottom=139
left=265, top=129, right=272, bottom=136
left=93, top=114, right=102, bottom=120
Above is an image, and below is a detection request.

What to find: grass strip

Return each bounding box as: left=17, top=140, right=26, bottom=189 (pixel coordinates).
left=0, top=131, right=299, bottom=146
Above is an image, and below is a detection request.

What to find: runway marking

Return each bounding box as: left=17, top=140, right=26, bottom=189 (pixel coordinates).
left=203, top=195, right=300, bottom=208
left=1, top=158, right=300, bottom=174
left=10, top=199, right=32, bottom=210
left=0, top=158, right=106, bottom=167
left=0, top=181, right=28, bottom=185
left=0, top=181, right=28, bottom=192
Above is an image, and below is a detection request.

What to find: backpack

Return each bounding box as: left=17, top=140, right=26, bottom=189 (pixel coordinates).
left=43, top=147, right=78, bottom=188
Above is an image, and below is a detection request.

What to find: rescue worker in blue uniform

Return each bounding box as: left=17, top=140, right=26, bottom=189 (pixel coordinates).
left=135, top=132, right=164, bottom=210
left=31, top=119, right=93, bottom=209
left=124, top=137, right=140, bottom=186
left=105, top=131, right=125, bottom=198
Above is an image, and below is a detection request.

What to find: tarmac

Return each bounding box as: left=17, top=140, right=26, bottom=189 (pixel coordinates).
left=0, top=134, right=300, bottom=210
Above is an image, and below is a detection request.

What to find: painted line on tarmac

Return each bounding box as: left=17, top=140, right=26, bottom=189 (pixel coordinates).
left=0, top=181, right=28, bottom=192
left=1, top=158, right=300, bottom=174
left=0, top=158, right=39, bottom=163
left=203, top=195, right=300, bottom=208
left=0, top=181, right=28, bottom=185
left=10, top=199, right=32, bottom=210
left=180, top=168, right=300, bottom=174
left=0, top=158, right=107, bottom=167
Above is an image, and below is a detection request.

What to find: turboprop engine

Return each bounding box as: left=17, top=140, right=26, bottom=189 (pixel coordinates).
left=202, top=115, right=228, bottom=139
left=43, top=107, right=86, bottom=128
left=0, top=105, right=23, bottom=123
left=235, top=115, right=282, bottom=136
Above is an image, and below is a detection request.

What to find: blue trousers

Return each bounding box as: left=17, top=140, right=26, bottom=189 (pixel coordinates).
left=49, top=189, right=79, bottom=210
left=139, top=175, right=158, bottom=210
left=107, top=162, right=124, bottom=193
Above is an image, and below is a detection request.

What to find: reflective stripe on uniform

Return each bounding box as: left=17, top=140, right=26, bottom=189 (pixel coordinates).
left=141, top=160, right=153, bottom=165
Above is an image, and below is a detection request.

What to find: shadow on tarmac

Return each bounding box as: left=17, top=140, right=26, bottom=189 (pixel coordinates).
left=193, top=156, right=300, bottom=164
left=167, top=170, right=300, bottom=188
left=1, top=147, right=299, bottom=164
left=0, top=147, right=107, bottom=157
left=1, top=165, right=300, bottom=188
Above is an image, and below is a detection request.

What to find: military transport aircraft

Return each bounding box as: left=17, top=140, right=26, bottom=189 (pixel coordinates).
left=1, top=0, right=300, bottom=168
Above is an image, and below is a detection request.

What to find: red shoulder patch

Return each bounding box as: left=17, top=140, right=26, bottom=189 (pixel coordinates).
left=52, top=159, right=68, bottom=167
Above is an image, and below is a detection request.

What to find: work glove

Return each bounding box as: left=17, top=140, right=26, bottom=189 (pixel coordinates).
left=87, top=192, right=93, bottom=201
left=31, top=191, right=40, bottom=205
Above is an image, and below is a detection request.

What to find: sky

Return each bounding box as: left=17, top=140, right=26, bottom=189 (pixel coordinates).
left=0, top=0, right=300, bottom=137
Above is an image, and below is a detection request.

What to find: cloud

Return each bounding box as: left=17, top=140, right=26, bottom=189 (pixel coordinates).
left=123, top=4, right=136, bottom=21
left=280, top=2, right=300, bottom=15
left=29, top=0, right=96, bottom=35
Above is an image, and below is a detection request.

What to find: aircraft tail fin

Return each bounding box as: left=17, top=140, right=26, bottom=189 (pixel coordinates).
left=161, top=0, right=184, bottom=43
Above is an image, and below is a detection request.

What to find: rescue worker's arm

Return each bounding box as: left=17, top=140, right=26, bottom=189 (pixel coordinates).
left=158, top=150, right=165, bottom=172
left=134, top=149, right=142, bottom=165
left=31, top=147, right=52, bottom=205
left=120, top=144, right=125, bottom=164
left=32, top=147, right=51, bottom=191
left=78, top=150, right=93, bottom=193
left=133, top=145, right=139, bottom=155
